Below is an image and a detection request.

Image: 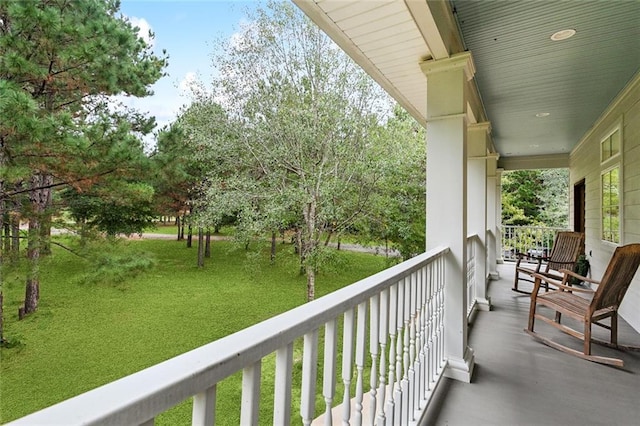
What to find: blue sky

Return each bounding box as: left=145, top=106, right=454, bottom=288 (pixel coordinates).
left=118, top=0, right=261, bottom=133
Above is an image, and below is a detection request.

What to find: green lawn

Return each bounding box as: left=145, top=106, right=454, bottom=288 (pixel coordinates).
left=0, top=238, right=386, bottom=424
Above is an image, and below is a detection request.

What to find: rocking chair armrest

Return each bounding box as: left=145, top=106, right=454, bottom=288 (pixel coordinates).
left=531, top=272, right=596, bottom=294
left=531, top=272, right=562, bottom=291
left=515, top=251, right=545, bottom=268
left=558, top=269, right=601, bottom=286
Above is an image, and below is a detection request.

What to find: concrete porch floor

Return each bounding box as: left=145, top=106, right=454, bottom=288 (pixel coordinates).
left=425, top=263, right=640, bottom=426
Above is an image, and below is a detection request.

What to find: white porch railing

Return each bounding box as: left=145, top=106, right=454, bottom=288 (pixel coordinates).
left=8, top=247, right=450, bottom=426
left=501, top=225, right=569, bottom=261
left=466, top=234, right=479, bottom=318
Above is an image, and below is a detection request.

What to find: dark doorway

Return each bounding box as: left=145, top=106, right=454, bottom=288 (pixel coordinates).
left=574, top=179, right=585, bottom=233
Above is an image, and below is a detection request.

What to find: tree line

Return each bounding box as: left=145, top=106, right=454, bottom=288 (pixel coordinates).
left=1, top=0, right=427, bottom=343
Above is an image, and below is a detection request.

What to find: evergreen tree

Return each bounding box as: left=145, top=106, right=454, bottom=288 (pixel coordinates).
left=0, top=0, right=167, bottom=315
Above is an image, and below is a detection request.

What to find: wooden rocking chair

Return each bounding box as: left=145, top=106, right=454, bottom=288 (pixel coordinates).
left=525, top=243, right=640, bottom=367
left=513, top=231, right=584, bottom=294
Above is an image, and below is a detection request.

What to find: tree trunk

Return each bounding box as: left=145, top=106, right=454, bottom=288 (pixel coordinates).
left=39, top=175, right=53, bottom=256
left=11, top=218, right=20, bottom=261
left=306, top=264, right=316, bottom=301
left=302, top=200, right=318, bottom=301
left=205, top=230, right=211, bottom=258
left=24, top=217, right=41, bottom=316
left=23, top=174, right=50, bottom=316
left=176, top=215, right=181, bottom=240
left=186, top=224, right=192, bottom=248
left=324, top=230, right=332, bottom=247
left=270, top=231, right=276, bottom=264
left=197, top=227, right=204, bottom=267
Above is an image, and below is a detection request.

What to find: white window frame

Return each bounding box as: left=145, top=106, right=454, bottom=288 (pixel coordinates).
left=600, top=119, right=623, bottom=245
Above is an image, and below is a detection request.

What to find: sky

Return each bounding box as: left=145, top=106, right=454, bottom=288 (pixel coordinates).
left=118, top=0, right=261, bottom=136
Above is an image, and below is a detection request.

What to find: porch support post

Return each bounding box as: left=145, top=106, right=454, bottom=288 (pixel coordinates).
left=496, top=169, right=504, bottom=264
left=421, top=52, right=475, bottom=383
left=487, top=155, right=500, bottom=279
left=467, top=123, right=491, bottom=311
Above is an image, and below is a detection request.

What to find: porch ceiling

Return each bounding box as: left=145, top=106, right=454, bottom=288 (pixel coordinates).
left=293, top=0, right=640, bottom=161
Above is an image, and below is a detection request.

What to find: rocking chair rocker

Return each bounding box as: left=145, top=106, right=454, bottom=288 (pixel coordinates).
left=525, top=243, right=640, bottom=367
left=513, top=231, right=584, bottom=294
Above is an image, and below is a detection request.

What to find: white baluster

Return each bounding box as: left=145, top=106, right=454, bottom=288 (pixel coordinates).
left=401, top=277, right=411, bottom=423
left=415, top=267, right=425, bottom=407
left=354, top=301, right=367, bottom=425
left=369, top=294, right=379, bottom=426
left=376, top=288, right=389, bottom=426
left=342, top=308, right=355, bottom=425
left=274, top=343, right=293, bottom=426
left=385, top=284, right=398, bottom=426
left=393, top=278, right=405, bottom=425
left=438, top=256, right=446, bottom=370
left=426, top=263, right=434, bottom=389
left=301, top=330, right=319, bottom=426
left=408, top=272, right=417, bottom=421
left=192, top=385, right=216, bottom=426
left=240, top=361, right=261, bottom=426
left=323, top=320, right=338, bottom=426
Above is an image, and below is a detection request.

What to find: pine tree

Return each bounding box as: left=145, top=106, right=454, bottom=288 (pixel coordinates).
left=0, top=0, right=167, bottom=315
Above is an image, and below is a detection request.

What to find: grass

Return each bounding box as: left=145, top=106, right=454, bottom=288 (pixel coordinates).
left=0, top=237, right=387, bottom=424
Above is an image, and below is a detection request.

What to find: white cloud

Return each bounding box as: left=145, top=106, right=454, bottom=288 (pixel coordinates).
left=179, top=72, right=198, bottom=94
left=129, top=16, right=154, bottom=47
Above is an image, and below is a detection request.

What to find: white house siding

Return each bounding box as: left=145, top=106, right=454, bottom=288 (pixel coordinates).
left=570, top=74, right=640, bottom=331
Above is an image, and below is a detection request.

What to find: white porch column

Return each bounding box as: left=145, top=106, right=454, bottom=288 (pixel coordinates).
left=467, top=123, right=491, bottom=311
left=421, top=52, right=475, bottom=383
left=487, top=156, right=500, bottom=279
left=496, top=168, right=504, bottom=264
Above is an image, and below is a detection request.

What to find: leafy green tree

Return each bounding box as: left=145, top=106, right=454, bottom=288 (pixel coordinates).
left=502, top=170, right=544, bottom=225
left=63, top=181, right=156, bottom=239
left=539, top=168, right=569, bottom=227
left=357, top=105, right=426, bottom=260
left=0, top=0, right=167, bottom=315
left=197, top=1, right=389, bottom=300
left=501, top=169, right=569, bottom=227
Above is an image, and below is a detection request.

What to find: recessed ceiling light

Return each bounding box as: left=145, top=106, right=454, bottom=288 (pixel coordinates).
left=536, top=112, right=550, bottom=117
left=550, top=29, right=576, bottom=41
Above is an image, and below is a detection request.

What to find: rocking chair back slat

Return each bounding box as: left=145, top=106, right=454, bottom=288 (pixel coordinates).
left=513, top=231, right=584, bottom=294
left=592, top=244, right=640, bottom=312
left=546, top=231, right=584, bottom=272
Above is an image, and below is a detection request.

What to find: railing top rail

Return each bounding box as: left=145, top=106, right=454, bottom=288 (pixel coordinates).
left=502, top=225, right=570, bottom=231
left=9, top=246, right=450, bottom=426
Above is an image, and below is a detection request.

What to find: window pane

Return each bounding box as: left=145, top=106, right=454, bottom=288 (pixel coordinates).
left=602, top=136, right=611, bottom=161
left=601, top=166, right=620, bottom=243
left=610, top=129, right=620, bottom=156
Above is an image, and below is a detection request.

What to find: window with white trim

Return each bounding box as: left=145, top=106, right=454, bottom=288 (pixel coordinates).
left=600, top=124, right=622, bottom=244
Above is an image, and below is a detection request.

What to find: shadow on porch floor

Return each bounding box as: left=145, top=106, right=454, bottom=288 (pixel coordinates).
left=425, top=263, right=640, bottom=426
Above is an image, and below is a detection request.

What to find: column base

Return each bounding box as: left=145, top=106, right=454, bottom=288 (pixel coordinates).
left=444, top=346, right=475, bottom=383
left=476, top=297, right=491, bottom=311
left=488, top=271, right=500, bottom=280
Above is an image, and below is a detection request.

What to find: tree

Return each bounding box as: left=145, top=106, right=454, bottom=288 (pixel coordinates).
left=357, top=105, right=426, bottom=260
left=196, top=1, right=390, bottom=300
left=0, top=0, right=167, bottom=316
left=501, top=169, right=569, bottom=227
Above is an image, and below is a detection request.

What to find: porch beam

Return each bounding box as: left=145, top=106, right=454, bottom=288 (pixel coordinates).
left=421, top=52, right=475, bottom=383
left=499, top=154, right=569, bottom=170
